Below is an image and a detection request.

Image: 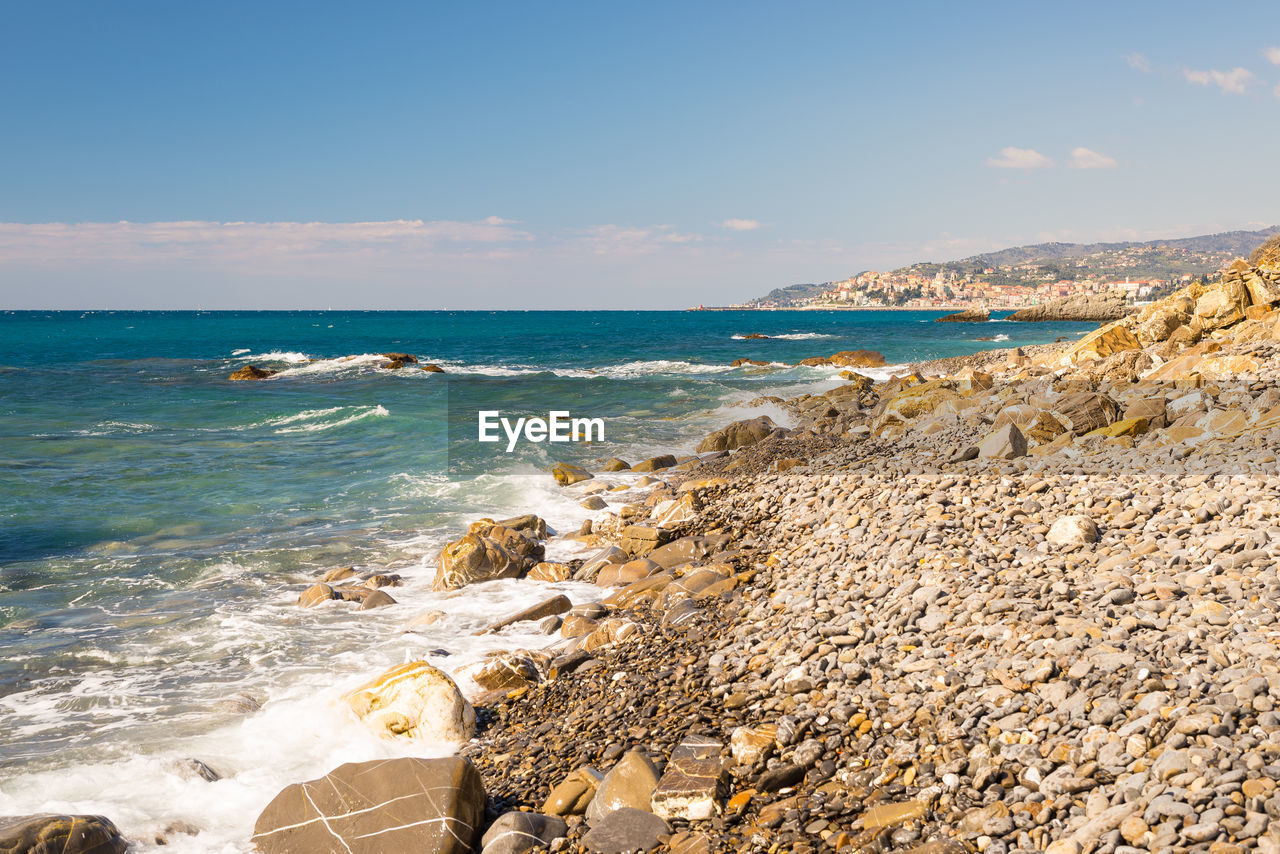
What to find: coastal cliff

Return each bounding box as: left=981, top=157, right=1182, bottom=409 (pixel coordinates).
left=1006, top=288, right=1130, bottom=322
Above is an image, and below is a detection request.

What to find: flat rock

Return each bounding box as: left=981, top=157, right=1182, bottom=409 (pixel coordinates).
left=651, top=735, right=727, bottom=821
left=581, top=807, right=670, bottom=853
left=252, top=756, right=484, bottom=854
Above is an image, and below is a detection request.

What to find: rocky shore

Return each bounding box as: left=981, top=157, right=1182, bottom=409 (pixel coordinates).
left=16, top=245, right=1280, bottom=854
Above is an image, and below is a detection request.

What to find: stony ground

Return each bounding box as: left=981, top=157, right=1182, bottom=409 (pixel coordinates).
left=458, top=259, right=1280, bottom=854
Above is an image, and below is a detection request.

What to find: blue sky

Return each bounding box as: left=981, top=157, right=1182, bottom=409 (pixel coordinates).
left=2, top=1, right=1279, bottom=308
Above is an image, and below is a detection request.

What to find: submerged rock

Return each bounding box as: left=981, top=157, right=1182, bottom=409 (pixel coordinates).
left=228, top=364, right=277, bottom=380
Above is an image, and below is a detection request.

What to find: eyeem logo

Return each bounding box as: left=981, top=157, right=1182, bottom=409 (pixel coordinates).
left=477, top=410, right=605, bottom=452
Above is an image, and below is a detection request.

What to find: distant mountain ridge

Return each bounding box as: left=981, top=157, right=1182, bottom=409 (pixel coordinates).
left=745, top=225, right=1280, bottom=306
left=960, top=227, right=1280, bottom=268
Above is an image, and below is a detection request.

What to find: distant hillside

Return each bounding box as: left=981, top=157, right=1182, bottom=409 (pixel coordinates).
left=746, top=225, right=1280, bottom=306
left=753, top=281, right=827, bottom=305
left=959, top=227, right=1280, bottom=269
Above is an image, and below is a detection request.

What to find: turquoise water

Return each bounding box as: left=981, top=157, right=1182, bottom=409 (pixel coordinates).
left=0, top=309, right=1090, bottom=849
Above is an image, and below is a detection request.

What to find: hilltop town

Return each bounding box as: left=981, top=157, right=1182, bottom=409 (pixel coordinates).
left=737, top=226, right=1280, bottom=311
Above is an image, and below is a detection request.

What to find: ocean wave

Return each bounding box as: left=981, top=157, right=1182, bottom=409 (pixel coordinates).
left=245, top=351, right=312, bottom=364
left=266, top=405, right=389, bottom=434
left=596, top=360, right=736, bottom=377
left=990, top=333, right=1010, bottom=342
left=729, top=332, right=837, bottom=340
left=231, top=348, right=251, bottom=356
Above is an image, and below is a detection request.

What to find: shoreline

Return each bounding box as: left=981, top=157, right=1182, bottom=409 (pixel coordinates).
left=20, top=254, right=1280, bottom=853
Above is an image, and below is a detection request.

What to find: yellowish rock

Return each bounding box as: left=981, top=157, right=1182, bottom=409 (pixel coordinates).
left=343, top=661, right=475, bottom=742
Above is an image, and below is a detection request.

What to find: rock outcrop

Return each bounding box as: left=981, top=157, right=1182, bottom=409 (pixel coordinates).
left=934, top=307, right=990, bottom=322
left=252, top=756, right=484, bottom=854
left=434, top=529, right=537, bottom=591
left=1007, top=290, right=1129, bottom=322
left=228, top=364, right=277, bottom=380
left=795, top=350, right=886, bottom=368
left=695, top=416, right=778, bottom=453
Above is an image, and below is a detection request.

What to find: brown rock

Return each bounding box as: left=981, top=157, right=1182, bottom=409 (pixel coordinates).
left=421, top=363, right=446, bottom=373
left=358, top=589, right=397, bottom=610
left=482, top=595, right=572, bottom=634
left=631, top=455, right=677, bottom=473
left=434, top=533, right=526, bottom=591
left=543, top=766, right=604, bottom=816
left=551, top=463, right=593, bottom=486
left=695, top=416, right=778, bottom=453
left=297, top=583, right=339, bottom=607
left=935, top=307, right=990, bottom=322
left=252, top=756, right=483, bottom=854
left=319, top=566, right=356, bottom=583
left=585, top=750, right=661, bottom=823
left=601, top=457, right=631, bottom=471
left=1007, top=290, right=1129, bottom=322
left=228, top=364, right=277, bottom=381
left=1054, top=391, right=1120, bottom=435
left=0, top=815, right=127, bottom=854
left=651, top=735, right=727, bottom=821
left=597, top=558, right=661, bottom=587
left=528, top=562, right=573, bottom=583
left=342, top=661, right=475, bottom=742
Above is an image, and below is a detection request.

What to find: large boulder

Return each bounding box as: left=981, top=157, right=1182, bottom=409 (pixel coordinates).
left=977, top=423, right=1027, bottom=459
left=252, top=756, right=484, bottom=854
left=0, top=815, right=127, bottom=854
left=695, top=416, right=777, bottom=453
left=342, top=661, right=475, bottom=742
left=1192, top=277, right=1250, bottom=332
left=1053, top=392, right=1120, bottom=435
left=1060, top=322, right=1141, bottom=365
left=434, top=533, right=526, bottom=591
left=631, top=454, right=677, bottom=473
left=585, top=750, right=662, bottom=823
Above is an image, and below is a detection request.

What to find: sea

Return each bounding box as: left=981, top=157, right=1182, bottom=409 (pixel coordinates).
left=0, top=309, right=1093, bottom=851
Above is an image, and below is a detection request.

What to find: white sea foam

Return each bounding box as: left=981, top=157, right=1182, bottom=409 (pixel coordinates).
left=990, top=333, right=1011, bottom=342
left=230, top=348, right=250, bottom=356
left=730, top=332, right=836, bottom=340
left=245, top=351, right=311, bottom=364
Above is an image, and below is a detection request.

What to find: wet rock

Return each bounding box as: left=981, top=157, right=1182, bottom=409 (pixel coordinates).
left=482, top=595, right=571, bottom=634
left=552, top=463, right=593, bottom=486
left=358, top=589, right=397, bottom=610
left=228, top=364, right=277, bottom=380
left=0, top=814, right=127, bottom=854
left=696, top=416, right=778, bottom=453
left=297, top=583, right=338, bottom=607
left=632, top=455, right=678, bottom=473
left=166, top=757, right=221, bottom=782
left=342, top=661, right=475, bottom=742
left=434, top=533, right=526, bottom=591
left=252, top=756, right=484, bottom=854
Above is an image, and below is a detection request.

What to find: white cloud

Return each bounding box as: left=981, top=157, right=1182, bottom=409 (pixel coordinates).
left=720, top=218, right=761, bottom=231
left=986, top=147, right=1054, bottom=170
left=1125, top=53, right=1151, bottom=72
left=1183, top=67, right=1254, bottom=94
left=1265, top=46, right=1280, bottom=65
left=0, top=219, right=534, bottom=268
left=564, top=224, right=702, bottom=256
left=1068, top=147, right=1118, bottom=169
